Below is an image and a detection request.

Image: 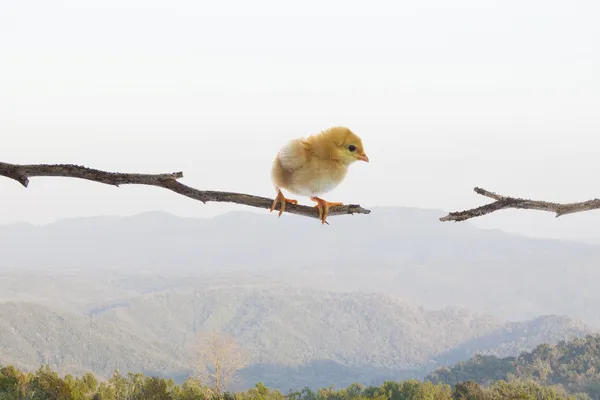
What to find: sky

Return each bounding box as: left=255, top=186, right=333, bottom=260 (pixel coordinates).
left=1, top=0, right=600, bottom=242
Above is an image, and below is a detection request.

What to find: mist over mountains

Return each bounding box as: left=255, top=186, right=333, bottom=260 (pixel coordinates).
left=2, top=206, right=599, bottom=323
left=1, top=206, right=599, bottom=390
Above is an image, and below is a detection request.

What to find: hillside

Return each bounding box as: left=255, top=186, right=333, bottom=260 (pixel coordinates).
left=93, top=287, right=503, bottom=370
left=0, top=287, right=593, bottom=391
left=0, top=302, right=187, bottom=378
left=433, top=315, right=593, bottom=366
left=2, top=208, right=600, bottom=326
left=1, top=208, right=599, bottom=390
left=427, top=334, right=600, bottom=398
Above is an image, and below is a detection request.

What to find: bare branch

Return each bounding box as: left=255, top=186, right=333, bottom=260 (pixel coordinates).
left=440, top=187, right=600, bottom=222
left=0, top=161, right=370, bottom=221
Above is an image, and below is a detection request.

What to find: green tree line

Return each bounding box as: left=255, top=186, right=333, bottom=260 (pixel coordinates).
left=0, top=363, right=585, bottom=400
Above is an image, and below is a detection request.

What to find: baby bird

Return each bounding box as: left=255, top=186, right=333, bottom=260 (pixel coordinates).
left=270, top=126, right=369, bottom=225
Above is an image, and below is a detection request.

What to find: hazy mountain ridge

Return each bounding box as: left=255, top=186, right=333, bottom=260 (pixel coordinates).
left=1, top=208, right=599, bottom=390
left=0, top=302, right=187, bottom=379
left=93, top=287, right=503, bottom=369
left=431, top=315, right=593, bottom=366
left=2, top=208, right=600, bottom=325
left=0, top=288, right=593, bottom=391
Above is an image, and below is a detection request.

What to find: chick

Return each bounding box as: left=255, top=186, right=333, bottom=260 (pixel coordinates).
left=270, top=126, right=369, bottom=225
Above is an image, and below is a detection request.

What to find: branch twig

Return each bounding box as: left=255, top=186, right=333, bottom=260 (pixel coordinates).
left=0, top=161, right=370, bottom=221
left=440, top=187, right=600, bottom=222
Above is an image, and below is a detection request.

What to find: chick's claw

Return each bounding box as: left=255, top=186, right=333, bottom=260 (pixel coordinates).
left=311, top=196, right=344, bottom=225
left=270, top=190, right=298, bottom=217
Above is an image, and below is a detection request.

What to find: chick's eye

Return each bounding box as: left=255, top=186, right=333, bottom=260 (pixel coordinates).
left=348, top=145, right=356, bottom=152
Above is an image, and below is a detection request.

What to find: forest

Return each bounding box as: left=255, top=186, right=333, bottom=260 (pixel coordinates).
left=6, top=334, right=600, bottom=399
left=428, top=334, right=600, bottom=399
left=0, top=363, right=585, bottom=400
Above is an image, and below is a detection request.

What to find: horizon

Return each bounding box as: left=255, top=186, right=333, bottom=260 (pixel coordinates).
left=3, top=205, right=598, bottom=248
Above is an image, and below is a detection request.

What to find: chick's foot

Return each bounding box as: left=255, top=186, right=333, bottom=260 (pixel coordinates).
left=270, top=189, right=298, bottom=217
left=311, top=196, right=344, bottom=225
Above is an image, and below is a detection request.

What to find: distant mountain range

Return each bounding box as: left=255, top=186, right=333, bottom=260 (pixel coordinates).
left=0, top=207, right=599, bottom=390
left=0, top=289, right=591, bottom=392
left=2, top=207, right=600, bottom=325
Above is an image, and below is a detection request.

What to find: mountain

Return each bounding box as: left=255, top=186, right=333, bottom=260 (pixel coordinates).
left=92, top=287, right=594, bottom=390
left=1, top=208, right=600, bottom=390
left=426, top=334, right=600, bottom=399
left=2, top=207, right=600, bottom=326
left=431, top=315, right=593, bottom=366
left=0, top=302, right=185, bottom=379
left=0, top=287, right=593, bottom=391
left=93, top=287, right=502, bottom=370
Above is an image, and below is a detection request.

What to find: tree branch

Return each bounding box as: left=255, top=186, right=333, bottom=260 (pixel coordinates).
left=0, top=161, right=370, bottom=221
left=440, top=187, right=600, bottom=222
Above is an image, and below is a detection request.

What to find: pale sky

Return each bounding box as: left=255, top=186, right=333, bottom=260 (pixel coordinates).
left=2, top=0, right=600, bottom=242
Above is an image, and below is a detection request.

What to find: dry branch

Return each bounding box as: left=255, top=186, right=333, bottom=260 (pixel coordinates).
left=0, top=161, right=370, bottom=221
left=440, top=187, right=600, bottom=222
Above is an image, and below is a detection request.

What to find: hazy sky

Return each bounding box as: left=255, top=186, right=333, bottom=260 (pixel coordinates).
left=2, top=0, right=600, bottom=242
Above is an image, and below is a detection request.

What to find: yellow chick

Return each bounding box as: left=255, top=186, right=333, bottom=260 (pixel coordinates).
left=270, top=126, right=369, bottom=225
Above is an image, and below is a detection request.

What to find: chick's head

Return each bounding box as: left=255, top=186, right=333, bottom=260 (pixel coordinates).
left=322, top=126, right=369, bottom=165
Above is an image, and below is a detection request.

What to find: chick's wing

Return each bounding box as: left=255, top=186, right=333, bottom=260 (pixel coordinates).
left=277, top=139, right=310, bottom=172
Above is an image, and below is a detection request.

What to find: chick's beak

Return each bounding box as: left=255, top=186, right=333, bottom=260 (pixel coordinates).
left=357, top=152, right=369, bottom=162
